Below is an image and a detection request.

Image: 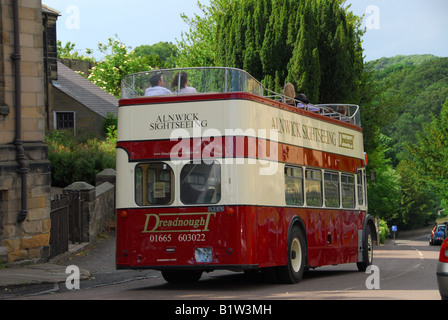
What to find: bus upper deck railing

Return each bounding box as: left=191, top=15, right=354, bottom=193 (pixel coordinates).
left=121, top=67, right=361, bottom=126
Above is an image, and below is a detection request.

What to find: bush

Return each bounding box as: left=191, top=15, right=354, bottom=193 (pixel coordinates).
left=378, top=219, right=390, bottom=244
left=47, top=130, right=116, bottom=187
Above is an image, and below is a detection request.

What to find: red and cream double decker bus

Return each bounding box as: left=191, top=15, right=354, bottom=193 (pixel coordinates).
left=116, top=67, right=375, bottom=284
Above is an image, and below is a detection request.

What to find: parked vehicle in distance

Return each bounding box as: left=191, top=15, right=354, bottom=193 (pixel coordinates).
left=437, top=237, right=448, bottom=300
left=430, top=224, right=446, bottom=246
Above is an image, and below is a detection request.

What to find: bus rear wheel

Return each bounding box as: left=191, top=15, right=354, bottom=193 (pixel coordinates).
left=161, top=270, right=203, bottom=283
left=276, top=226, right=306, bottom=284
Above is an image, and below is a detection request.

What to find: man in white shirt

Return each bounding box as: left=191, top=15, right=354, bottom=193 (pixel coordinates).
left=144, top=74, right=172, bottom=96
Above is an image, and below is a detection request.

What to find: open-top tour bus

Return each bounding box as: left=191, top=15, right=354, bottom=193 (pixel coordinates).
left=116, top=67, right=375, bottom=284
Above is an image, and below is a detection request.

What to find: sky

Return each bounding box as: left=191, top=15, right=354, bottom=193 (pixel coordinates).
left=43, top=0, right=448, bottom=62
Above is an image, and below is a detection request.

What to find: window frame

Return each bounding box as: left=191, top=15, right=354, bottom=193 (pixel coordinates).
left=134, top=162, right=174, bottom=206
left=305, top=168, right=323, bottom=207
left=285, top=166, right=304, bottom=206
left=357, top=169, right=365, bottom=206
left=341, top=173, right=356, bottom=209
left=324, top=171, right=340, bottom=208
left=180, top=161, right=222, bottom=205
left=54, top=111, right=76, bottom=135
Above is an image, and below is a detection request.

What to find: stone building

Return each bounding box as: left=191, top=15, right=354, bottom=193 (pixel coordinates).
left=0, top=0, right=51, bottom=264
left=51, top=61, right=118, bottom=137
left=0, top=1, right=119, bottom=265
left=43, top=4, right=118, bottom=138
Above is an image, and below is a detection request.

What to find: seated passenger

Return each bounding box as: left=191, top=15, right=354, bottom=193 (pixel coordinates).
left=336, top=105, right=350, bottom=122
left=337, top=105, right=347, bottom=115
left=307, top=105, right=320, bottom=112
left=171, top=71, right=197, bottom=94
left=144, top=74, right=173, bottom=96
left=282, top=83, right=296, bottom=106
left=295, top=93, right=309, bottom=109
left=295, top=93, right=319, bottom=112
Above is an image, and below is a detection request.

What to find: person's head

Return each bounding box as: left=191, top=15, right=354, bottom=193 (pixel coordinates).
left=296, top=93, right=310, bottom=104
left=171, top=72, right=189, bottom=89
left=337, top=105, right=347, bottom=115
left=283, top=83, right=295, bottom=99
left=149, top=74, right=163, bottom=87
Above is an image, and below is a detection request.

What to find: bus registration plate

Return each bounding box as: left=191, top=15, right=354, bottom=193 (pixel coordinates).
left=195, top=247, right=212, bottom=263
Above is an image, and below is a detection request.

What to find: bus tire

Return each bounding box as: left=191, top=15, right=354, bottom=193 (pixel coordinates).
left=161, top=270, right=202, bottom=283
left=276, top=226, right=306, bottom=284
left=357, top=225, right=374, bottom=272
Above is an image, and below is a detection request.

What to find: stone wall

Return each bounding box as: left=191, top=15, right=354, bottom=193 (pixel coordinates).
left=58, top=58, right=95, bottom=77
left=63, top=169, right=116, bottom=244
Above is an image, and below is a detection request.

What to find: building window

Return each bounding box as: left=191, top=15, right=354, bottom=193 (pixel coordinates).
left=54, top=111, right=75, bottom=132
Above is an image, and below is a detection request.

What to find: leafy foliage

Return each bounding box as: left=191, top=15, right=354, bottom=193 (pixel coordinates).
left=370, top=55, right=448, bottom=228
left=134, top=42, right=178, bottom=67
left=175, top=0, right=230, bottom=67
left=46, top=131, right=116, bottom=187
left=57, top=40, right=94, bottom=61
left=209, top=0, right=365, bottom=104
left=58, top=36, right=170, bottom=98
left=410, top=97, right=448, bottom=208
left=372, top=57, right=448, bottom=165
left=87, top=36, right=169, bottom=98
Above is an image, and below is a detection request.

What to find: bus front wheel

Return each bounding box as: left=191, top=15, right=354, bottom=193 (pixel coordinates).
left=276, top=226, right=306, bottom=284
left=357, top=225, right=374, bottom=272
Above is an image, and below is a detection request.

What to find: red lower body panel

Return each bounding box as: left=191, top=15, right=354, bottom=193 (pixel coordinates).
left=116, top=206, right=365, bottom=270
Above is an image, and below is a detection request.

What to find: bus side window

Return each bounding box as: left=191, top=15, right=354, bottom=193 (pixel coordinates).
left=357, top=170, right=364, bottom=206
left=341, top=174, right=355, bottom=208
left=305, top=169, right=322, bottom=207
left=324, top=172, right=340, bottom=208
left=135, top=166, right=143, bottom=205
left=285, top=166, right=303, bottom=206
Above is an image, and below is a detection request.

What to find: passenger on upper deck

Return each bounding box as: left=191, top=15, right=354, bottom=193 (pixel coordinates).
left=283, top=83, right=296, bottom=106
left=144, top=74, right=173, bottom=96
left=295, top=93, right=309, bottom=108
left=171, top=71, right=197, bottom=94
left=296, top=93, right=319, bottom=112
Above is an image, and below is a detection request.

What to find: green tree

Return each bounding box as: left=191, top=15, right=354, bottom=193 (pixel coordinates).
left=410, top=96, right=448, bottom=208
left=134, top=42, right=178, bottom=67
left=87, top=36, right=166, bottom=98
left=210, top=0, right=365, bottom=104
left=286, top=1, right=320, bottom=102
left=57, top=40, right=94, bottom=61
left=175, top=0, right=231, bottom=67
left=366, top=141, right=401, bottom=222
left=396, top=159, right=437, bottom=229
